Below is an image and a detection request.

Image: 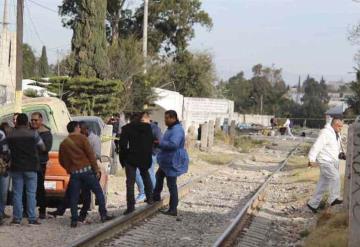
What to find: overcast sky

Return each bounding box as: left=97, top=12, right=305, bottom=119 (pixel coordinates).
left=1, top=0, right=360, bottom=85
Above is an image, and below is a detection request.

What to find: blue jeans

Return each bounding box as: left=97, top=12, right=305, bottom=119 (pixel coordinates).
left=136, top=155, right=156, bottom=196
left=68, top=170, right=107, bottom=222
left=0, top=175, right=9, bottom=217
left=11, top=171, right=38, bottom=221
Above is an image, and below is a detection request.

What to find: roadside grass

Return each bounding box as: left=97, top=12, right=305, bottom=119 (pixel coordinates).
left=304, top=212, right=348, bottom=247
left=197, top=152, right=235, bottom=165
left=286, top=149, right=319, bottom=184
left=234, top=136, right=268, bottom=153
left=214, top=130, right=232, bottom=144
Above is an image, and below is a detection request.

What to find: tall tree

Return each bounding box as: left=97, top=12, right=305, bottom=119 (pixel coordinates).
left=60, top=0, right=109, bottom=79
left=346, top=69, right=360, bottom=116
left=301, top=76, right=329, bottom=118
left=106, top=0, right=127, bottom=43
left=124, top=0, right=213, bottom=56
left=38, top=46, right=49, bottom=77
left=23, top=43, right=37, bottom=78
left=165, top=51, right=215, bottom=97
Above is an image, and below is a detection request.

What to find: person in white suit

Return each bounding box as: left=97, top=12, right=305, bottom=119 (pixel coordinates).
left=283, top=117, right=294, bottom=137
left=307, top=117, right=344, bottom=213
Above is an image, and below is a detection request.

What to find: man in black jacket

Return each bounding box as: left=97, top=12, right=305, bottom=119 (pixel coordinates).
left=120, top=112, right=154, bottom=215
left=30, top=112, right=53, bottom=219
left=7, top=113, right=46, bottom=225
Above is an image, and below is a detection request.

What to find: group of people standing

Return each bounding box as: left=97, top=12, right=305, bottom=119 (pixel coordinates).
left=119, top=110, right=189, bottom=216
left=0, top=112, right=52, bottom=225
left=0, top=109, right=189, bottom=227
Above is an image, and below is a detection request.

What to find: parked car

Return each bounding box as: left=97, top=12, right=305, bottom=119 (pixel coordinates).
left=44, top=133, right=109, bottom=206
left=72, top=116, right=118, bottom=175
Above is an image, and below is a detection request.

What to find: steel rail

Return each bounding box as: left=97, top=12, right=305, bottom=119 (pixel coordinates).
left=69, top=161, right=234, bottom=247
left=212, top=145, right=299, bottom=247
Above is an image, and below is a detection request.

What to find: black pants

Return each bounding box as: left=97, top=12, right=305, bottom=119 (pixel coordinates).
left=36, top=163, right=47, bottom=214
left=153, top=168, right=178, bottom=211
left=125, top=165, right=153, bottom=209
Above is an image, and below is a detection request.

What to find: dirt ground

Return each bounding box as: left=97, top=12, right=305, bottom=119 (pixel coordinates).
left=0, top=135, right=333, bottom=247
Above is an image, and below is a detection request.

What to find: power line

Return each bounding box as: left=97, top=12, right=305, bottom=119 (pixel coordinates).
left=26, top=0, right=58, bottom=14
left=25, top=0, right=45, bottom=45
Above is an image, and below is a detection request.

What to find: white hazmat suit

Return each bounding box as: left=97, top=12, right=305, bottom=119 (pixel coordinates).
left=308, top=124, right=341, bottom=208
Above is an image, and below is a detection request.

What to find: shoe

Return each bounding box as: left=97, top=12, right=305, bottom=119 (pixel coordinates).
left=101, top=215, right=115, bottom=223
left=70, top=221, right=77, bottom=228
left=153, top=195, right=161, bottom=202
left=0, top=217, right=3, bottom=225
left=78, top=215, right=87, bottom=223
left=3, top=213, right=10, bottom=219
left=331, top=199, right=343, bottom=206
left=28, top=220, right=41, bottom=225
left=307, top=203, right=318, bottom=213
left=39, top=212, right=46, bottom=219
left=11, top=219, right=21, bottom=225
left=123, top=208, right=135, bottom=215
left=48, top=211, right=62, bottom=218
left=161, top=209, right=177, bottom=216
left=135, top=194, right=146, bottom=202
left=146, top=198, right=154, bottom=205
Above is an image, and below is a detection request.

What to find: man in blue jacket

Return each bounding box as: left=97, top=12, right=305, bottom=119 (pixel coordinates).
left=153, top=110, right=189, bottom=216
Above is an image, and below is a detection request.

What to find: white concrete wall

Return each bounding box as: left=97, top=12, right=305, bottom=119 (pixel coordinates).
left=182, top=97, right=234, bottom=131
left=0, top=27, right=16, bottom=105
left=151, top=88, right=184, bottom=132
left=233, top=113, right=274, bottom=127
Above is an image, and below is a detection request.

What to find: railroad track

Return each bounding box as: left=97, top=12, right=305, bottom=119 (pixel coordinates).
left=69, top=163, right=228, bottom=247
left=69, top=143, right=299, bottom=247
left=213, top=145, right=299, bottom=247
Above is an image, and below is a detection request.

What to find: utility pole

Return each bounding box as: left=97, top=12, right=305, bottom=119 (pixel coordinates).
left=15, top=0, right=24, bottom=112
left=56, top=49, right=60, bottom=76
left=143, top=0, right=149, bottom=74
left=2, top=0, right=9, bottom=29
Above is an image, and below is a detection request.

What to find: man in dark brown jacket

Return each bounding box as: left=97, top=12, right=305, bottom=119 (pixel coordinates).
left=59, top=121, right=113, bottom=227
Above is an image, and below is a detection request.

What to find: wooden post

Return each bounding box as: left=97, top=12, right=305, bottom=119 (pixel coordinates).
left=208, top=120, right=215, bottom=150
left=349, top=122, right=360, bottom=247
left=229, top=120, right=236, bottom=138
left=200, top=122, right=209, bottom=151
left=215, top=118, right=221, bottom=132
left=344, top=124, right=353, bottom=209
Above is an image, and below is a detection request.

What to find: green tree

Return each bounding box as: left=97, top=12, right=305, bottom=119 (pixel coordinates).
left=164, top=51, right=215, bottom=97
left=124, top=0, right=212, bottom=56
left=60, top=0, right=109, bottom=79
left=220, top=64, right=288, bottom=115
left=38, top=46, right=49, bottom=77
left=23, top=43, right=37, bottom=78
left=107, top=36, right=145, bottom=111
left=220, top=72, right=253, bottom=113
left=43, top=77, right=123, bottom=117
left=346, top=70, right=360, bottom=116
left=301, top=76, right=329, bottom=119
